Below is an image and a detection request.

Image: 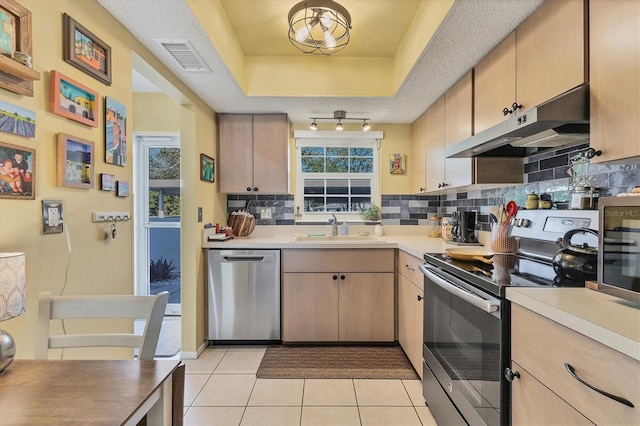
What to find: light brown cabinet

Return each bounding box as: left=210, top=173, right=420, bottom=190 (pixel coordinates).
left=510, top=304, right=639, bottom=425
left=411, top=110, right=428, bottom=193
left=282, top=249, right=395, bottom=343
left=474, top=0, right=586, bottom=134
left=217, top=113, right=289, bottom=194
left=589, top=0, right=640, bottom=163
left=397, top=250, right=424, bottom=378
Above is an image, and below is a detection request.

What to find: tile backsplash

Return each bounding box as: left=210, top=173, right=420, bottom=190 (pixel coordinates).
left=227, top=144, right=639, bottom=229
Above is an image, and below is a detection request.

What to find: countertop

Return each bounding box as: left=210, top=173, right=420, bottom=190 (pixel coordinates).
left=506, top=287, right=640, bottom=361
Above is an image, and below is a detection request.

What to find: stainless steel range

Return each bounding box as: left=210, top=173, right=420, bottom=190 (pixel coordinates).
left=420, top=209, right=599, bottom=425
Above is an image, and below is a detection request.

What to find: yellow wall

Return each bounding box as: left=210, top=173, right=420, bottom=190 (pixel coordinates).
left=0, top=0, right=220, bottom=358
left=289, top=122, right=414, bottom=195
left=133, top=93, right=181, bottom=133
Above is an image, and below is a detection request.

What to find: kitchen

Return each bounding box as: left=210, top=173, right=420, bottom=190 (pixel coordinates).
left=0, top=0, right=639, bottom=425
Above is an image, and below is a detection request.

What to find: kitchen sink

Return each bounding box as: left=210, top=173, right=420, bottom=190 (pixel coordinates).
left=291, top=234, right=386, bottom=243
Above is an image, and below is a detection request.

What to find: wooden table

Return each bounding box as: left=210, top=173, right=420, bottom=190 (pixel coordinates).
left=0, top=359, right=181, bottom=425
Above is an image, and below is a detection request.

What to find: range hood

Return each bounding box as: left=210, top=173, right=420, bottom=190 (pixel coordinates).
left=446, top=84, right=590, bottom=158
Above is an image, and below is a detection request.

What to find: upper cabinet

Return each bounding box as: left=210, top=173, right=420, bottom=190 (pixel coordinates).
left=474, top=0, right=586, bottom=134
left=424, top=96, right=447, bottom=192
left=411, top=110, right=427, bottom=193
left=218, top=113, right=290, bottom=194
left=589, top=0, right=640, bottom=163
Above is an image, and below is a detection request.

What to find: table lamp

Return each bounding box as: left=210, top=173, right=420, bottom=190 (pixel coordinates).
left=0, top=252, right=26, bottom=374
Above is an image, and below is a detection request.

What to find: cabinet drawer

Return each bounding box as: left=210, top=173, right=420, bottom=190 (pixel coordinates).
left=512, top=304, right=639, bottom=425
left=282, top=249, right=394, bottom=273
left=398, top=250, right=424, bottom=291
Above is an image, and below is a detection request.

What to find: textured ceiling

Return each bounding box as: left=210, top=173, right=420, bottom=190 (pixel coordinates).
left=97, top=0, right=544, bottom=124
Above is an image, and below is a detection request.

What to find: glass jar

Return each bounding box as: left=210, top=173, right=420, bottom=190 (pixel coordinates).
left=426, top=215, right=441, bottom=238
left=570, top=186, right=597, bottom=210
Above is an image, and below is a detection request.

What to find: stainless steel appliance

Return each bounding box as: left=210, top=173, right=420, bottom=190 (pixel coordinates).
left=421, top=209, right=598, bottom=425
left=450, top=211, right=480, bottom=245
left=598, top=196, right=640, bottom=303
left=207, top=249, right=281, bottom=341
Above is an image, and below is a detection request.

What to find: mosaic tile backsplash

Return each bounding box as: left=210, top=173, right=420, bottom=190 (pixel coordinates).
left=227, top=143, right=639, bottom=230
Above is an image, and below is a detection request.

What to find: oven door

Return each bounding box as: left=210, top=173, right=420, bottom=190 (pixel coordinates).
left=420, top=264, right=509, bottom=426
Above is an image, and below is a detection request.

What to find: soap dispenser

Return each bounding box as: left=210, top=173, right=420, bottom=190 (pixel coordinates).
left=341, top=221, right=349, bottom=235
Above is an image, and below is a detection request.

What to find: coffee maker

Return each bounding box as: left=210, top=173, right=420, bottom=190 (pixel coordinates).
left=450, top=211, right=479, bottom=245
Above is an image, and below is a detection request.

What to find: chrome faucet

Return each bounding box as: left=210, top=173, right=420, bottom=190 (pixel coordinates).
left=328, top=213, right=338, bottom=236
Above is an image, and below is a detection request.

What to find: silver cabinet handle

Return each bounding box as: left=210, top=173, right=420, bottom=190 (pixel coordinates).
left=405, top=264, right=416, bottom=271
left=564, top=363, right=634, bottom=408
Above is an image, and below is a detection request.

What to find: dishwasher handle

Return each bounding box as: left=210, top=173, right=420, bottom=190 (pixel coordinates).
left=222, top=256, right=267, bottom=262
left=419, top=264, right=500, bottom=314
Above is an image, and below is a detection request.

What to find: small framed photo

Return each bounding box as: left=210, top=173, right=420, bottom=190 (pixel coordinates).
left=390, top=153, right=406, bottom=174
left=105, top=97, right=126, bottom=166
left=57, top=133, right=94, bottom=189
left=100, top=173, right=115, bottom=191
left=63, top=13, right=112, bottom=86
left=0, top=99, right=35, bottom=138
left=200, top=153, right=215, bottom=182
left=116, top=180, right=129, bottom=197
left=0, top=141, right=35, bottom=199
left=42, top=200, right=63, bottom=234
left=50, top=70, right=99, bottom=127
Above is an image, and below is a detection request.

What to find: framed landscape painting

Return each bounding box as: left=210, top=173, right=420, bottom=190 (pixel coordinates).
left=105, top=96, right=126, bottom=166
left=0, top=141, right=34, bottom=199
left=63, top=13, right=112, bottom=85
left=57, top=133, right=94, bottom=189
left=0, top=99, right=35, bottom=137
left=50, top=70, right=99, bottom=127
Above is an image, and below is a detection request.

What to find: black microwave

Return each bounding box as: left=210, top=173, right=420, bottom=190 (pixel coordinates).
left=598, top=196, right=640, bottom=304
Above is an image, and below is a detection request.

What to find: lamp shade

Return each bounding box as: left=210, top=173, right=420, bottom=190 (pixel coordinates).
left=0, top=253, right=26, bottom=321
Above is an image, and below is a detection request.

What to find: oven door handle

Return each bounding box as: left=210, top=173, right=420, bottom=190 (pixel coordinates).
left=419, top=264, right=500, bottom=314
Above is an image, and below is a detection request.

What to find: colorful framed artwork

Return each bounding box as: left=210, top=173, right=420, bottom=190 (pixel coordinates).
left=0, top=99, right=35, bottom=137
left=105, top=96, right=126, bottom=166
left=0, top=4, right=16, bottom=57
left=200, top=153, right=214, bottom=183
left=42, top=200, right=63, bottom=234
left=0, top=140, right=34, bottom=199
left=0, top=0, right=35, bottom=96
left=390, top=153, right=406, bottom=174
left=57, top=133, right=94, bottom=189
left=63, top=13, right=111, bottom=86
left=116, top=180, right=129, bottom=197
left=50, top=70, right=99, bottom=127
left=100, top=173, right=115, bottom=191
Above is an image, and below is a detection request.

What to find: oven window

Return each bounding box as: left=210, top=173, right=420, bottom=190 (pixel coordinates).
left=603, top=206, right=640, bottom=292
left=424, top=278, right=502, bottom=425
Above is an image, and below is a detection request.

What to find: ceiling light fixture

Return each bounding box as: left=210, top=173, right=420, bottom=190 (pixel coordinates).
left=288, top=0, right=352, bottom=55
left=309, top=110, right=372, bottom=131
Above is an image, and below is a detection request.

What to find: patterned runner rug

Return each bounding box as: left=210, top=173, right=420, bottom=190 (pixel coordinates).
left=256, top=345, right=419, bottom=380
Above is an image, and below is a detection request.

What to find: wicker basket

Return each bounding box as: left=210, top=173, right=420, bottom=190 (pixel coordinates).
left=228, top=211, right=256, bottom=237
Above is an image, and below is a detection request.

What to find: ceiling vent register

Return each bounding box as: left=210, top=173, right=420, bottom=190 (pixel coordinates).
left=155, top=39, right=210, bottom=72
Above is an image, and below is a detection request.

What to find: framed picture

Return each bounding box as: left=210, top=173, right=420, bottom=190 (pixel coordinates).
left=0, top=0, right=36, bottom=96
left=200, top=153, right=214, bottom=182
left=104, top=97, right=126, bottom=166
left=63, top=13, right=111, bottom=86
left=100, top=173, right=115, bottom=191
left=0, top=99, right=35, bottom=137
left=57, top=133, right=94, bottom=189
left=0, top=3, right=16, bottom=57
left=116, top=180, right=129, bottom=197
left=0, top=141, right=34, bottom=199
left=390, top=153, right=406, bottom=174
left=42, top=200, right=63, bottom=234
left=50, top=70, right=99, bottom=127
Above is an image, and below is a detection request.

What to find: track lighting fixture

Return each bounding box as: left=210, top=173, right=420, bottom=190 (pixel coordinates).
left=308, top=110, right=371, bottom=131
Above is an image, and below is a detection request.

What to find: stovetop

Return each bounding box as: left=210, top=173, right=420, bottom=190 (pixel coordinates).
left=424, top=209, right=600, bottom=298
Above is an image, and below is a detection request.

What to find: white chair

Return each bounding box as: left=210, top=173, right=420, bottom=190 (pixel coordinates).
left=36, top=291, right=169, bottom=360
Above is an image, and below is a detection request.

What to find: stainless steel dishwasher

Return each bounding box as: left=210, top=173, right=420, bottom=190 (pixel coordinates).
left=207, top=249, right=280, bottom=341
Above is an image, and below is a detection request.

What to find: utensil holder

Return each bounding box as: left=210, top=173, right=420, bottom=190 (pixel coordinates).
left=490, top=223, right=517, bottom=254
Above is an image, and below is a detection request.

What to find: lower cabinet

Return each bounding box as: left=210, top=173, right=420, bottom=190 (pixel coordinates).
left=397, top=251, right=424, bottom=378
left=282, top=249, right=395, bottom=343
left=510, top=303, right=639, bottom=425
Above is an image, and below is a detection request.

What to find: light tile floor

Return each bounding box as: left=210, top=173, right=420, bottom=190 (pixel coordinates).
left=179, top=345, right=438, bottom=426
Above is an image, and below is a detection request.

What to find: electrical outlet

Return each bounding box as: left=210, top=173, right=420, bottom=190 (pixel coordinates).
left=198, top=207, right=203, bottom=222
left=259, top=207, right=272, bottom=219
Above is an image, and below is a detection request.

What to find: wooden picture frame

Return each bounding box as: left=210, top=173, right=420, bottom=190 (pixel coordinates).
left=390, top=153, right=406, bottom=174
left=105, top=96, right=126, bottom=166
left=100, top=173, right=115, bottom=191
left=116, top=180, right=129, bottom=197
left=63, top=13, right=112, bottom=86
left=200, top=153, right=214, bottom=182
left=50, top=70, right=99, bottom=127
left=57, top=133, right=94, bottom=189
left=0, top=140, right=34, bottom=199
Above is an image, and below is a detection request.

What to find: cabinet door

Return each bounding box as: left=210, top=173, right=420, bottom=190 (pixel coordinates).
left=252, top=114, right=289, bottom=193
left=590, top=0, right=640, bottom=163
left=474, top=32, right=516, bottom=134
left=411, top=110, right=427, bottom=193
left=398, top=275, right=423, bottom=378
left=218, top=114, right=254, bottom=193
left=282, top=273, right=339, bottom=342
left=444, top=71, right=472, bottom=188
left=516, top=0, right=586, bottom=111
left=338, top=273, right=394, bottom=342
left=511, top=361, right=593, bottom=425
left=424, top=96, right=445, bottom=192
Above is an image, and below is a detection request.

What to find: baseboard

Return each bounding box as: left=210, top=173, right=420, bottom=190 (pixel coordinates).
left=180, top=340, right=208, bottom=359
